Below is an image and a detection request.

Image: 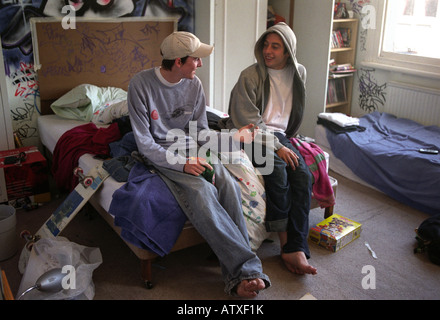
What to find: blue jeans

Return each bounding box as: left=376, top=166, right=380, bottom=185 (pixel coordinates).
left=103, top=155, right=137, bottom=182
left=245, top=132, right=312, bottom=258
left=151, top=155, right=271, bottom=295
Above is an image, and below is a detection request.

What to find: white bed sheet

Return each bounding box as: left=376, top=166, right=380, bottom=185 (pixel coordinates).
left=314, top=124, right=379, bottom=191
left=37, top=114, right=123, bottom=212
left=37, top=114, right=336, bottom=237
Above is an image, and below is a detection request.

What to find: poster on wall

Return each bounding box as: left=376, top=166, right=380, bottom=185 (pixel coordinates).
left=0, top=0, right=194, bottom=147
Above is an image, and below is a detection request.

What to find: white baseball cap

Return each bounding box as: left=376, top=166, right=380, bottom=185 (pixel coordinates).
left=160, top=31, right=214, bottom=60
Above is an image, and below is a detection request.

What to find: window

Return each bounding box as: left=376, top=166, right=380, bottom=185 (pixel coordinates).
left=381, top=0, right=440, bottom=66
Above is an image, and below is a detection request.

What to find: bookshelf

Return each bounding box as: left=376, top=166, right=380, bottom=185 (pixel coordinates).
left=326, top=18, right=358, bottom=113
left=293, top=1, right=360, bottom=138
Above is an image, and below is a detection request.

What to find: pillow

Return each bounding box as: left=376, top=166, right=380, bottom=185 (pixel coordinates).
left=51, top=84, right=91, bottom=109
left=50, top=84, right=96, bottom=121
left=88, top=86, right=127, bottom=112
left=50, top=84, right=127, bottom=122
left=92, top=99, right=128, bottom=124
left=222, top=149, right=269, bottom=251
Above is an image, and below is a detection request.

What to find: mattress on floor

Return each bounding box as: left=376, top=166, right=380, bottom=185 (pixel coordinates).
left=315, top=112, right=440, bottom=215
left=315, top=124, right=375, bottom=190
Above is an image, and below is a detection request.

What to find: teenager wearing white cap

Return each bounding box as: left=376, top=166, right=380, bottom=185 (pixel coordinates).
left=127, top=31, right=270, bottom=298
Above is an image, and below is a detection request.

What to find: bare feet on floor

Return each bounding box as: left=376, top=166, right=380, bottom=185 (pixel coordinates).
left=281, top=251, right=317, bottom=275
left=235, top=278, right=266, bottom=298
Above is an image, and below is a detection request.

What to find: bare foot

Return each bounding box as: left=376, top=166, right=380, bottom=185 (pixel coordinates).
left=235, top=279, right=266, bottom=298
left=281, top=251, right=317, bottom=275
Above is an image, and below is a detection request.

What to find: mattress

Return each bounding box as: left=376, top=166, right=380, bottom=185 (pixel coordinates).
left=37, top=114, right=124, bottom=212
left=315, top=124, right=379, bottom=191
left=38, top=113, right=336, bottom=251
left=315, top=112, right=440, bottom=215
left=37, top=114, right=271, bottom=250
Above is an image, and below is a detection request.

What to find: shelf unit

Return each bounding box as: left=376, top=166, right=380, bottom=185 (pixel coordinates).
left=326, top=18, right=358, bottom=114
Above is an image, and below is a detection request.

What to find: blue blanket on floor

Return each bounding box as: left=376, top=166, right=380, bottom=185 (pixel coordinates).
left=109, top=162, right=187, bottom=256
left=326, top=112, right=440, bottom=215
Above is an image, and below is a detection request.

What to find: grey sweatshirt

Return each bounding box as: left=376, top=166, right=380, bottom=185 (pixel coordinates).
left=128, top=68, right=240, bottom=172
left=128, top=68, right=208, bottom=172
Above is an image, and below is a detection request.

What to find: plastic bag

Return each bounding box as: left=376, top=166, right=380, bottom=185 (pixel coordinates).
left=16, top=237, right=102, bottom=300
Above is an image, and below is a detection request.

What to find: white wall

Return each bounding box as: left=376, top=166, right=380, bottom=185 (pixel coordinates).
left=293, top=0, right=440, bottom=138
left=0, top=45, right=14, bottom=150
left=194, top=0, right=215, bottom=106
left=294, top=0, right=334, bottom=139
left=351, top=0, right=440, bottom=119
left=3, top=1, right=436, bottom=150
left=195, top=0, right=267, bottom=112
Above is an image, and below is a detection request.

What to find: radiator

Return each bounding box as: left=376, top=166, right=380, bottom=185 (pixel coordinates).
left=385, top=82, right=440, bottom=127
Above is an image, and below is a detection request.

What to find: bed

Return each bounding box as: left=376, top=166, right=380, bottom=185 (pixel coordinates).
left=32, top=18, right=337, bottom=289
left=37, top=102, right=337, bottom=288
left=315, top=111, right=440, bottom=216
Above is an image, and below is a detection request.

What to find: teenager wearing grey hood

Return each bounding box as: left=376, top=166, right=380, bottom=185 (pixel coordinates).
left=221, top=22, right=317, bottom=275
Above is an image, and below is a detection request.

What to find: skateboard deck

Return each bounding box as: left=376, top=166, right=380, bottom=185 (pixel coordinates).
left=18, top=164, right=110, bottom=273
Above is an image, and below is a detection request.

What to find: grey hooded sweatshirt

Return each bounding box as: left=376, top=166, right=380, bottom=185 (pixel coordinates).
left=220, top=22, right=306, bottom=151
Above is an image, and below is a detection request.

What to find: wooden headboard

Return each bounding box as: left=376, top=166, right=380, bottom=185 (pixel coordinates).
left=30, top=17, right=177, bottom=114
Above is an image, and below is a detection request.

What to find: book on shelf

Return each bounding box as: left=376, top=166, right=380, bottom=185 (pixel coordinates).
left=330, top=68, right=356, bottom=75
left=331, top=28, right=351, bottom=49
left=329, top=62, right=356, bottom=76
left=326, top=77, right=347, bottom=105
left=329, top=72, right=354, bottom=79
left=331, top=63, right=352, bottom=70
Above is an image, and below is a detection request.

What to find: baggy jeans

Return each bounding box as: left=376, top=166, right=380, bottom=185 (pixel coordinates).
left=151, top=157, right=271, bottom=296
left=245, top=132, right=313, bottom=258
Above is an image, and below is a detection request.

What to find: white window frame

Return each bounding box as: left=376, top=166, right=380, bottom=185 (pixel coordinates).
left=361, top=0, right=440, bottom=80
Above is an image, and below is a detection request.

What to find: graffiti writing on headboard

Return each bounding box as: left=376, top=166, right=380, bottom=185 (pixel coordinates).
left=33, top=18, right=175, bottom=113
left=43, top=22, right=160, bottom=77
left=36, top=20, right=171, bottom=90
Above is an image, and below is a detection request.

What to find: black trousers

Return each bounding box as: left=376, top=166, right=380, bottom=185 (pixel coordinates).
left=245, top=132, right=313, bottom=257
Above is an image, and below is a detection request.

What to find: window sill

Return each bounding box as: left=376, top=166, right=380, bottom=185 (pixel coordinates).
left=361, top=61, right=440, bottom=80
